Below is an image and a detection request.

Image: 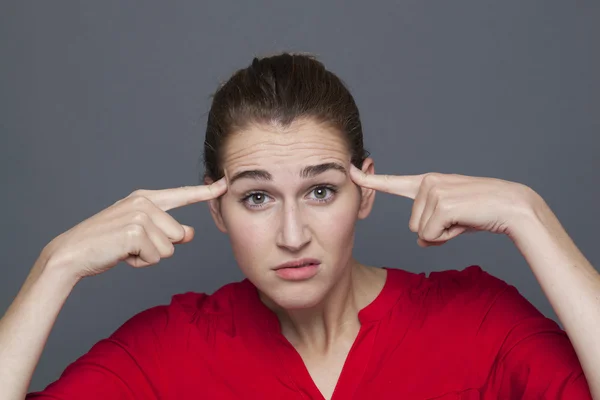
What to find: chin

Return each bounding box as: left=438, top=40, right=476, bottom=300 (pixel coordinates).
left=263, top=280, right=330, bottom=311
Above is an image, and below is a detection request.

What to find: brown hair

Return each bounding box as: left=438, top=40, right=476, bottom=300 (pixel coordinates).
left=203, top=52, right=369, bottom=180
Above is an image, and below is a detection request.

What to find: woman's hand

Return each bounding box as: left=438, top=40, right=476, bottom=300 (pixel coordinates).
left=40, top=178, right=227, bottom=280
left=351, top=163, right=600, bottom=396
left=349, top=165, right=543, bottom=247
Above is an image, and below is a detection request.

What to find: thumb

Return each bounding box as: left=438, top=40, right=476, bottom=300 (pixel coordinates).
left=174, top=225, right=195, bottom=244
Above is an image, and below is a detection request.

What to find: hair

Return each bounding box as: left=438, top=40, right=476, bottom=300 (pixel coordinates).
left=203, top=52, right=369, bottom=181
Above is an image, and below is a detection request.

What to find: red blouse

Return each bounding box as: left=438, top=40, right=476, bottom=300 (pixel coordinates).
left=27, top=265, right=592, bottom=399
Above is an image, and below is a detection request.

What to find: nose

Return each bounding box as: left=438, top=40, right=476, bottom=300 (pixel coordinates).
left=275, top=202, right=311, bottom=252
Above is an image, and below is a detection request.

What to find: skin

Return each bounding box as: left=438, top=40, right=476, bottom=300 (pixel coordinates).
left=350, top=164, right=600, bottom=398
left=1, top=118, right=597, bottom=399
left=0, top=180, right=228, bottom=400
left=207, top=117, right=600, bottom=398
left=206, top=119, right=386, bottom=398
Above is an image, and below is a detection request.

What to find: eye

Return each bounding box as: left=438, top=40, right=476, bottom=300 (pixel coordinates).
left=249, top=193, right=266, bottom=204
left=241, top=192, right=273, bottom=209
left=307, top=186, right=337, bottom=203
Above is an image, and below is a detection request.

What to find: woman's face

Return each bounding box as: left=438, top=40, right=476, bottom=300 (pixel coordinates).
left=208, top=119, right=375, bottom=310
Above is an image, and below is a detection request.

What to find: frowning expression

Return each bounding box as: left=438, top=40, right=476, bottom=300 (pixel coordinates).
left=208, top=119, right=374, bottom=309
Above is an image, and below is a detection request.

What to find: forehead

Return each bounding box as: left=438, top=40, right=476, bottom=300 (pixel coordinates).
left=221, top=119, right=350, bottom=175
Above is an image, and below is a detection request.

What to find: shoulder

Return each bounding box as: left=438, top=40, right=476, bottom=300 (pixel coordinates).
left=388, top=264, right=510, bottom=304
left=406, top=265, right=565, bottom=358
left=426, top=264, right=511, bottom=305
left=108, top=279, right=249, bottom=343
left=392, top=265, right=569, bottom=371
left=388, top=264, right=551, bottom=331
left=424, top=264, right=549, bottom=324
left=424, top=264, right=508, bottom=292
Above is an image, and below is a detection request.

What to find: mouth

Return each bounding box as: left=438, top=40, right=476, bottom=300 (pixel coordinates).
left=273, top=258, right=321, bottom=270
left=273, top=258, right=321, bottom=281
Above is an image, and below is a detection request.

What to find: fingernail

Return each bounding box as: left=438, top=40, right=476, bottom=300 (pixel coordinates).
left=350, top=164, right=363, bottom=177
left=214, top=177, right=227, bottom=187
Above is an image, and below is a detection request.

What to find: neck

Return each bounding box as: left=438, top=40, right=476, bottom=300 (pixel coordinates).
left=261, top=260, right=386, bottom=354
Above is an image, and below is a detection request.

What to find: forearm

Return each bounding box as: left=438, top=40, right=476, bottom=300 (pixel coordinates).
left=510, top=197, right=600, bottom=398
left=0, top=252, right=79, bottom=400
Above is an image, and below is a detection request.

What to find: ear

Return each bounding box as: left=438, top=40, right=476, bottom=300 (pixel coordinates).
left=357, top=158, right=376, bottom=220
left=204, top=176, right=228, bottom=233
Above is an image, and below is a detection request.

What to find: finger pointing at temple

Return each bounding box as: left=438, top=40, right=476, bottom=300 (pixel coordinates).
left=349, top=164, right=422, bottom=200
left=133, top=177, right=228, bottom=212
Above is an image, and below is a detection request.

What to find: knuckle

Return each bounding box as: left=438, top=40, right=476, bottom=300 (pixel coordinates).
left=124, top=223, right=146, bottom=239
left=408, top=219, right=419, bottom=232
left=429, top=185, right=444, bottom=199
left=164, top=244, right=176, bottom=258
left=438, top=200, right=453, bottom=213
left=172, top=226, right=186, bottom=242
left=423, top=173, right=441, bottom=185
left=129, top=189, right=148, bottom=198
left=130, top=257, right=147, bottom=268
left=129, top=195, right=153, bottom=208
left=130, top=210, right=151, bottom=224
left=125, top=259, right=137, bottom=267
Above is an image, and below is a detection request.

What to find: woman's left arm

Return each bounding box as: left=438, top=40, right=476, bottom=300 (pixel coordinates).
left=349, top=165, right=600, bottom=398
left=508, top=193, right=600, bottom=399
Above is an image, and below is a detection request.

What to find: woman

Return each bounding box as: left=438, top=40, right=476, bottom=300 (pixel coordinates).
left=1, top=53, right=597, bottom=399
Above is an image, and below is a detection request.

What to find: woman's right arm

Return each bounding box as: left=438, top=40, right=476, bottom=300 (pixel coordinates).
left=0, top=179, right=227, bottom=400
left=0, top=251, right=79, bottom=400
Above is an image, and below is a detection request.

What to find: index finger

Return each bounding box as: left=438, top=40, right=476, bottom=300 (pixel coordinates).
left=149, top=177, right=228, bottom=211
left=349, top=164, right=422, bottom=199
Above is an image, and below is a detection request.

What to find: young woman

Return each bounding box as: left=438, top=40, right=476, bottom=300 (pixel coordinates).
left=1, top=53, right=597, bottom=399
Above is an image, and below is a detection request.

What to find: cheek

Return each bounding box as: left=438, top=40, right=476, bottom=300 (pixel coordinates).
left=310, top=193, right=360, bottom=248
left=219, top=198, right=273, bottom=265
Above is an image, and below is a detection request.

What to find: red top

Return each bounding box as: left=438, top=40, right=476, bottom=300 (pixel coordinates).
left=27, top=265, right=591, bottom=399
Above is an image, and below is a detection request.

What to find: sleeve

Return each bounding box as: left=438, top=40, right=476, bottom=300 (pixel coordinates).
left=25, top=305, right=172, bottom=400
left=477, top=278, right=592, bottom=399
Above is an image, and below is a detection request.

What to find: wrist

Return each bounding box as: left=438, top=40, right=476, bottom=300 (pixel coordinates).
left=506, top=187, right=548, bottom=241
left=33, top=249, right=81, bottom=291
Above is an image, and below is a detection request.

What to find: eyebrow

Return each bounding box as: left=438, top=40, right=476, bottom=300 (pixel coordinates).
left=229, top=162, right=347, bottom=185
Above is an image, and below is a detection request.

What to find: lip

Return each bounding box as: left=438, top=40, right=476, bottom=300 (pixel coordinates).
left=273, top=258, right=321, bottom=270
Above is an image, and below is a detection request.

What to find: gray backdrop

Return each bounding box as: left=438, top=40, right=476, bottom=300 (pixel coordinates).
left=1, top=1, right=598, bottom=393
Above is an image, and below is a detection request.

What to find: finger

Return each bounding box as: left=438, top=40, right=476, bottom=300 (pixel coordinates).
left=416, top=228, right=465, bottom=247
left=439, top=225, right=468, bottom=241
left=121, top=224, right=161, bottom=267
left=143, top=206, right=189, bottom=242
left=124, top=255, right=152, bottom=268
left=417, top=238, right=447, bottom=247
left=123, top=226, right=194, bottom=266
left=349, top=164, right=421, bottom=199
left=125, top=211, right=175, bottom=257
left=138, top=217, right=176, bottom=258
left=143, top=177, right=228, bottom=212
left=422, top=208, right=469, bottom=243
left=408, top=180, right=433, bottom=232
left=109, top=197, right=195, bottom=242
left=175, top=225, right=195, bottom=244
left=417, top=187, right=439, bottom=234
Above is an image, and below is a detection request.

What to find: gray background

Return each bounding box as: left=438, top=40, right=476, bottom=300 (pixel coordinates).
left=1, top=1, right=598, bottom=393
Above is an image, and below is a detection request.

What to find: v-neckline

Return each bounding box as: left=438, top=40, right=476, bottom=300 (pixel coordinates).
left=271, top=318, right=379, bottom=400
left=243, top=267, right=402, bottom=399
